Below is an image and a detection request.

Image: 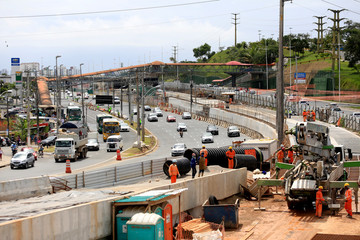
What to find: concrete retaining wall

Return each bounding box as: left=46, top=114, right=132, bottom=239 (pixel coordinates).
left=0, top=176, right=52, bottom=202
left=0, top=168, right=247, bottom=239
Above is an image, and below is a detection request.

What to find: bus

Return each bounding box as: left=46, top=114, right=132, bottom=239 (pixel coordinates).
left=102, top=118, right=120, bottom=141
left=66, top=106, right=82, bottom=121
left=96, top=114, right=113, bottom=134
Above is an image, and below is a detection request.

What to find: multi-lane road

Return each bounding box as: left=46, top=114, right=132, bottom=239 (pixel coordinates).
left=0, top=94, right=248, bottom=181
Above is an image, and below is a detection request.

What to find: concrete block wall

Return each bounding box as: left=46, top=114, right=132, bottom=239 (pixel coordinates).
left=0, top=176, right=52, bottom=202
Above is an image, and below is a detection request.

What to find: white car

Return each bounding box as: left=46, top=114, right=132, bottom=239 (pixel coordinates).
left=171, top=143, right=187, bottom=156
left=114, top=97, right=120, bottom=104
left=353, top=112, right=360, bottom=118
left=182, top=112, right=191, bottom=119
left=120, top=123, right=130, bottom=132
left=86, top=138, right=100, bottom=151
left=227, top=126, right=240, bottom=137
left=201, top=132, right=214, bottom=143
left=106, top=135, right=124, bottom=152
left=177, top=123, right=187, bottom=132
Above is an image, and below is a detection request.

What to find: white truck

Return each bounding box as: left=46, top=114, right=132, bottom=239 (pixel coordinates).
left=54, top=127, right=88, bottom=162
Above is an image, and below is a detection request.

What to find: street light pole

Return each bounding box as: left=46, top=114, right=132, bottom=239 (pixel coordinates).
left=55, top=55, right=61, bottom=135
left=141, top=68, right=145, bottom=142
left=80, top=63, right=85, bottom=126
left=26, top=70, right=31, bottom=146
left=1, top=90, right=12, bottom=138
left=264, top=36, right=269, bottom=90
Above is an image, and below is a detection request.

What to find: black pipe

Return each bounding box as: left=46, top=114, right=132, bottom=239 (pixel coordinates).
left=163, top=158, right=191, bottom=177
left=184, top=147, right=263, bottom=168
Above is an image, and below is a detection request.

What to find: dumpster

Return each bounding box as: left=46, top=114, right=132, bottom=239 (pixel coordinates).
left=127, top=213, right=164, bottom=240
left=202, top=198, right=239, bottom=229
left=116, top=206, right=146, bottom=240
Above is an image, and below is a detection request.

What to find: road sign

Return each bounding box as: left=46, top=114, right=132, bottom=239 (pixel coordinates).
left=15, top=71, right=22, bottom=85
left=294, top=72, right=306, bottom=79
left=11, top=58, right=20, bottom=66
left=95, top=95, right=113, bottom=104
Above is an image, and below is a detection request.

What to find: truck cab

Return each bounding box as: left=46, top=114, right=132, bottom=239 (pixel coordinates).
left=106, top=135, right=123, bottom=152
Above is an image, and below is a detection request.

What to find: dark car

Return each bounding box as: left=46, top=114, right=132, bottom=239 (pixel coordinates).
left=206, top=125, right=219, bottom=135
left=41, top=136, right=57, bottom=146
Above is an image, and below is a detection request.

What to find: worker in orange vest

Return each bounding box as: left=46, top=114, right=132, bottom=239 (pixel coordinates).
left=200, top=145, right=208, bottom=167
left=287, top=147, right=294, bottom=164
left=311, top=110, right=316, bottom=121
left=168, top=160, right=180, bottom=184
left=315, top=186, right=325, bottom=218
left=302, top=110, right=307, bottom=122
left=344, top=183, right=353, bottom=218
left=226, top=146, right=236, bottom=169
left=277, top=145, right=285, bottom=163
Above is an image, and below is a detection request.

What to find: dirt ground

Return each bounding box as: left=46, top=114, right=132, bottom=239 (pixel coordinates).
left=224, top=188, right=360, bottom=240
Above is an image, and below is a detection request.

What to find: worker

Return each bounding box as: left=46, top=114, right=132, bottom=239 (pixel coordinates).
left=190, top=153, right=197, bottom=179
left=287, top=147, right=294, bottom=164
left=200, top=145, right=208, bottom=167
left=303, top=110, right=307, bottom=122
left=168, top=160, right=180, bottom=184
left=226, top=146, right=236, bottom=169
left=306, top=109, right=310, bottom=121
left=344, top=183, right=353, bottom=218
left=198, top=152, right=206, bottom=177
left=277, top=145, right=285, bottom=163
left=315, top=186, right=325, bottom=218
left=311, top=110, right=316, bottom=121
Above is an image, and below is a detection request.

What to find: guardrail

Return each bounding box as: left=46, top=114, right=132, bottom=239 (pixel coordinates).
left=57, top=158, right=167, bottom=190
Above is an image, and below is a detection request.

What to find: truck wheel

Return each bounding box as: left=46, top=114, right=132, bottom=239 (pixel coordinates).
left=74, top=156, right=78, bottom=162
left=83, top=149, right=87, bottom=158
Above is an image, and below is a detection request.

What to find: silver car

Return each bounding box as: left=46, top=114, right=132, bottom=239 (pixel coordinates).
left=171, top=143, right=187, bottom=156
left=11, top=152, right=35, bottom=169
left=177, top=123, right=187, bottom=132
left=86, top=138, right=100, bottom=151
left=120, top=123, right=130, bottom=132
left=182, top=112, right=192, bottom=119
left=154, top=108, right=163, bottom=117
left=227, top=126, right=240, bottom=137
left=201, top=132, right=214, bottom=143
left=147, top=113, right=158, bottom=122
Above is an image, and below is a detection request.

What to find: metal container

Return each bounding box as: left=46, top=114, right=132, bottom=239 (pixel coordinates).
left=202, top=198, right=239, bottom=229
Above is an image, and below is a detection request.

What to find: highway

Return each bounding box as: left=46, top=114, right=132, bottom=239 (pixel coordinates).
left=0, top=94, right=248, bottom=181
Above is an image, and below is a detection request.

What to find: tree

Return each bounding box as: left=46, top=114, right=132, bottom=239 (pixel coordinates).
left=343, top=21, right=360, bottom=68
left=193, top=43, right=215, bottom=62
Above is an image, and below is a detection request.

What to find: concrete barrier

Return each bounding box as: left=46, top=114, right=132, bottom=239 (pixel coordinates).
left=0, top=176, right=52, bottom=202
left=0, top=168, right=247, bottom=239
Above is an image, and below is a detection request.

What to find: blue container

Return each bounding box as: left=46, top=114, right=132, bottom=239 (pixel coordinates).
left=127, top=213, right=164, bottom=240
left=152, top=206, right=163, bottom=217
left=116, top=207, right=145, bottom=240
left=202, top=198, right=239, bottom=229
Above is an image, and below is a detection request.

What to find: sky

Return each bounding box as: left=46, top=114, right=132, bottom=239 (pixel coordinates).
left=0, top=0, right=359, bottom=73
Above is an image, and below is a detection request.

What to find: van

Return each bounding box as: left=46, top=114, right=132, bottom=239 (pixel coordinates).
left=106, top=135, right=123, bottom=152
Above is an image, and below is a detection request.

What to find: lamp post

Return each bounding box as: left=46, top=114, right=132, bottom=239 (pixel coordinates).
left=1, top=90, right=13, bottom=138
left=141, top=84, right=161, bottom=142
left=80, top=63, right=85, bottom=126
left=263, top=35, right=269, bottom=90
left=55, top=55, right=61, bottom=135
left=289, top=27, right=292, bottom=94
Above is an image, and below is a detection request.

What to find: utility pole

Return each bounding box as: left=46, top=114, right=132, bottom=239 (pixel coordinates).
left=80, top=63, right=85, bottom=126
left=328, top=9, right=345, bottom=101
left=289, top=27, right=292, bottom=94
left=172, top=46, right=179, bottom=81
left=128, top=72, right=132, bottom=125
left=141, top=68, right=145, bottom=142
left=35, top=70, right=39, bottom=143
left=232, top=13, right=239, bottom=46
left=120, top=80, right=123, bottom=118
left=314, top=16, right=326, bottom=52
left=55, top=55, right=61, bottom=135
left=277, top=0, right=291, bottom=146
left=258, top=30, right=261, bottom=42
left=136, top=71, right=140, bottom=147
left=26, top=70, right=30, bottom=146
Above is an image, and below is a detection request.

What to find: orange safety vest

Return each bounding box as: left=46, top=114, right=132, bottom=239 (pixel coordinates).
left=316, top=190, right=324, bottom=202
left=200, top=149, right=208, bottom=158
left=226, top=150, right=236, bottom=159
left=169, top=164, right=179, bottom=177
left=303, top=111, right=307, bottom=117
left=277, top=150, right=284, bottom=162
left=345, top=189, right=352, bottom=202
left=287, top=150, right=294, bottom=163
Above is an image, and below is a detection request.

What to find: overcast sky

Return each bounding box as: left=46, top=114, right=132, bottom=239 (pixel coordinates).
left=0, top=0, right=359, bottom=73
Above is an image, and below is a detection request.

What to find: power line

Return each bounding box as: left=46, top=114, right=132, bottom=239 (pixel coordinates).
left=0, top=0, right=219, bottom=19
left=321, top=0, right=360, bottom=15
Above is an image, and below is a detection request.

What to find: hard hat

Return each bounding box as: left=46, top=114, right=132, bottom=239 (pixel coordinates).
left=229, top=146, right=232, bottom=149
left=280, top=144, right=284, bottom=148
left=172, top=159, right=177, bottom=163
left=318, top=186, right=323, bottom=189
left=344, top=183, right=349, bottom=187
left=202, top=145, right=205, bottom=148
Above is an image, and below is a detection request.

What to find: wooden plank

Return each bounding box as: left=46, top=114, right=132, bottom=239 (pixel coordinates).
left=241, top=231, right=254, bottom=240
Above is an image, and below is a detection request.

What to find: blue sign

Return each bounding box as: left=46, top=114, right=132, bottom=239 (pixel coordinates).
left=11, top=58, right=20, bottom=66
left=294, top=72, right=306, bottom=79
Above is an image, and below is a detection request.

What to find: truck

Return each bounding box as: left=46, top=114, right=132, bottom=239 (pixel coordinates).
left=54, top=125, right=88, bottom=162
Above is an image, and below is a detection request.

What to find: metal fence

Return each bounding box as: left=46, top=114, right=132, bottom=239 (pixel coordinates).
left=58, top=158, right=167, bottom=189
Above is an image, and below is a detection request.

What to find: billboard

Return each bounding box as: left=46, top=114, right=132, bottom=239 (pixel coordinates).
left=95, top=95, right=113, bottom=104
left=11, top=58, right=20, bottom=66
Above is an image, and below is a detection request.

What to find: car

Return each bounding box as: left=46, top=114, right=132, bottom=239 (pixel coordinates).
left=120, top=123, right=130, bottom=132
left=20, top=147, right=38, bottom=160
left=86, top=138, right=100, bottom=151
left=10, top=152, right=35, bottom=169
left=144, top=105, right=152, bottom=111
left=153, top=108, right=163, bottom=117
left=182, top=112, right=192, bottom=119
left=114, top=97, right=120, bottom=104
left=84, top=93, right=89, bottom=99
left=206, top=125, right=219, bottom=135
left=299, top=99, right=309, bottom=106
left=147, top=113, right=158, bottom=122
left=68, top=93, right=73, bottom=97
left=40, top=136, right=57, bottom=146
left=332, top=107, right=342, bottom=112
left=171, top=143, right=187, bottom=156
left=227, top=126, right=240, bottom=137
left=177, top=123, right=187, bottom=132
left=353, top=112, right=360, bottom=118
left=201, top=132, right=214, bottom=143
left=106, top=135, right=123, bottom=152
left=132, top=108, right=138, bottom=115
left=166, top=115, right=176, bottom=122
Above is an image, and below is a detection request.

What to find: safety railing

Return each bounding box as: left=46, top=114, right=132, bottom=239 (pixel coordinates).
left=58, top=157, right=167, bottom=189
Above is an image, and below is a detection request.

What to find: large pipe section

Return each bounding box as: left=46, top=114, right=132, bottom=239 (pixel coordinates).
left=234, top=154, right=270, bottom=172
left=184, top=147, right=264, bottom=168
left=163, top=158, right=191, bottom=177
